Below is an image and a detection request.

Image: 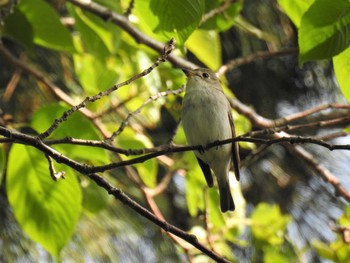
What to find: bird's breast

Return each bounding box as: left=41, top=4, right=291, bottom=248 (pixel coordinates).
left=181, top=88, right=232, bottom=146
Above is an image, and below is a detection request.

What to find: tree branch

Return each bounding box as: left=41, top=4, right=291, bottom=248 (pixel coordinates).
left=217, top=48, right=299, bottom=76
left=66, top=0, right=196, bottom=69
left=0, top=124, right=350, bottom=201
left=37, top=38, right=176, bottom=140
left=88, top=172, right=232, bottom=263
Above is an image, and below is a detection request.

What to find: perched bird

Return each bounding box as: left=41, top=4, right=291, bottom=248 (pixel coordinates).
left=181, top=68, right=240, bottom=212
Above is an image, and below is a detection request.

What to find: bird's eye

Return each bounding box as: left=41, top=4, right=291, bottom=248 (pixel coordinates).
left=202, top=72, right=210, bottom=78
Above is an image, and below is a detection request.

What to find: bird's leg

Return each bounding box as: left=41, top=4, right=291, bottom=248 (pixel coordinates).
left=214, top=140, right=220, bottom=150
left=198, top=145, right=205, bottom=154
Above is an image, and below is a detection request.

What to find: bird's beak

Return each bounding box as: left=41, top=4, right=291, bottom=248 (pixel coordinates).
left=182, top=68, right=196, bottom=78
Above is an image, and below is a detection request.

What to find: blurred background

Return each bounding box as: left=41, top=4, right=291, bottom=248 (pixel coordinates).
left=1, top=0, right=350, bottom=262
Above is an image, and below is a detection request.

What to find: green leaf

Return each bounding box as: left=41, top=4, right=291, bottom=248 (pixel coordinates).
left=18, top=0, right=75, bottom=53
left=207, top=188, right=225, bottom=227
left=73, top=53, right=119, bottom=94
left=299, top=0, right=350, bottom=64
left=338, top=204, right=350, bottom=226
left=3, top=8, right=34, bottom=50
left=117, top=128, right=157, bottom=188
left=67, top=4, right=121, bottom=57
left=134, top=0, right=205, bottom=45
left=312, top=240, right=336, bottom=260
left=333, top=47, right=350, bottom=102
left=31, top=104, right=109, bottom=164
left=277, top=0, right=315, bottom=27
left=67, top=4, right=121, bottom=93
left=251, top=203, right=291, bottom=245
left=185, top=29, right=222, bottom=70
left=263, top=246, right=295, bottom=263
left=82, top=178, right=111, bottom=213
left=6, top=144, right=82, bottom=258
left=185, top=152, right=206, bottom=216
left=201, top=0, right=242, bottom=31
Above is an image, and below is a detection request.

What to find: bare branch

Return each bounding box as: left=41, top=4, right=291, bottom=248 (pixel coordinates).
left=284, top=140, right=350, bottom=202
left=88, top=172, right=232, bottom=263
left=246, top=116, right=350, bottom=138
left=273, top=103, right=350, bottom=126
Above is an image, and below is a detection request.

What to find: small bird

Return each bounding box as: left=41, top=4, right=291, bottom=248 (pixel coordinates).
left=181, top=68, right=240, bottom=212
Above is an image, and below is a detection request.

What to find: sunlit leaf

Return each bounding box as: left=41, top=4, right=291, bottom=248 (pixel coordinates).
left=201, top=0, right=242, bottom=31
left=185, top=152, right=206, bottom=216
left=31, top=104, right=109, bottom=164
left=136, top=51, right=162, bottom=94
left=0, top=145, right=5, bottom=185
left=67, top=4, right=109, bottom=59
left=338, top=205, right=350, bottom=228
left=68, top=4, right=121, bottom=56
left=312, top=240, right=336, bottom=260
left=299, top=0, right=350, bottom=64
left=73, top=53, right=119, bottom=94
left=277, top=0, right=315, bottom=27
left=333, top=47, right=350, bottom=103
left=67, top=4, right=120, bottom=93
left=263, top=246, right=295, bottom=263
left=7, top=144, right=82, bottom=258
left=134, top=0, right=205, bottom=45
left=18, top=0, right=75, bottom=52
left=185, top=29, right=221, bottom=70
left=251, top=203, right=291, bottom=245
left=117, top=128, right=157, bottom=188
left=207, top=188, right=225, bottom=227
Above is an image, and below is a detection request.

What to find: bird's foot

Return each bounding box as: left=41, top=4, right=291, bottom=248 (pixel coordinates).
left=214, top=140, right=221, bottom=150
left=198, top=145, right=205, bottom=154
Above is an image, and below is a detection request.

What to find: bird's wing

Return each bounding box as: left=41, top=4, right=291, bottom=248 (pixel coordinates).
left=228, top=111, right=240, bottom=181
left=196, top=156, right=214, bottom=187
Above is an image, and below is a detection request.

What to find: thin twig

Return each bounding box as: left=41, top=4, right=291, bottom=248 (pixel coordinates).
left=2, top=53, right=24, bottom=102
left=201, top=0, right=238, bottom=24
left=38, top=39, right=176, bottom=140
left=3, top=125, right=350, bottom=173
left=246, top=116, right=350, bottom=138
left=124, top=0, right=135, bottom=17
left=45, top=154, right=65, bottom=181
left=217, top=48, right=299, bottom=76
left=273, top=103, right=350, bottom=127
left=108, top=86, right=185, bottom=141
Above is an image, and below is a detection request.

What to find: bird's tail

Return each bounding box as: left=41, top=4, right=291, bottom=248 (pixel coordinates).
left=218, top=176, right=235, bottom=212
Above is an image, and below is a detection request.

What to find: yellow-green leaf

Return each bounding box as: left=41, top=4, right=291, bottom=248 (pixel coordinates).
left=7, top=144, right=82, bottom=258
left=185, top=29, right=221, bottom=70
left=333, top=47, right=350, bottom=103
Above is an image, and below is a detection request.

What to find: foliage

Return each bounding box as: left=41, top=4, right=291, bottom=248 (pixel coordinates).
left=278, top=0, right=350, bottom=102
left=0, top=0, right=350, bottom=262
left=312, top=205, right=350, bottom=262
left=7, top=144, right=82, bottom=260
